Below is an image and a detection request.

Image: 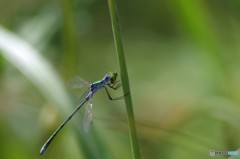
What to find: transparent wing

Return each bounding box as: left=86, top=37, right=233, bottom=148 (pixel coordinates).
left=69, top=76, right=89, bottom=89
left=83, top=100, right=93, bottom=133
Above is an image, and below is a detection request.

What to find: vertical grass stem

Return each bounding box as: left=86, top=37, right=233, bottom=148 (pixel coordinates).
left=107, top=0, right=141, bottom=159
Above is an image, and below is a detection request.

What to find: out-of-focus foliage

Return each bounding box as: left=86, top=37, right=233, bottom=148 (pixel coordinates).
left=0, top=0, right=240, bottom=159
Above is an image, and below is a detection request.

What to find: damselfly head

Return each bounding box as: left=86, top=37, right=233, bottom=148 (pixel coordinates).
left=109, top=72, right=118, bottom=84
left=104, top=72, right=118, bottom=84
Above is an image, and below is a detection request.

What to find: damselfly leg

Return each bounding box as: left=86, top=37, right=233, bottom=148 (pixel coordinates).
left=104, top=87, right=126, bottom=100
left=108, top=80, right=121, bottom=90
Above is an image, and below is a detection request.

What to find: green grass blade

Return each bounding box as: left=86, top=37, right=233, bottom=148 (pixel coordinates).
left=59, top=0, right=78, bottom=78
left=0, top=26, right=71, bottom=111
left=107, top=1, right=141, bottom=159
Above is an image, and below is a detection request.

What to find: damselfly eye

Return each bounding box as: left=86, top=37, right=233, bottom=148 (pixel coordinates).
left=110, top=72, right=117, bottom=83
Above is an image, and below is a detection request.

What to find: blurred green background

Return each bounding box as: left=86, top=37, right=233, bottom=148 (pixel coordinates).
left=1, top=0, right=240, bottom=159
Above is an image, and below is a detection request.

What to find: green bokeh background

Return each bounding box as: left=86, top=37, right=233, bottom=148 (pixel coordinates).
left=1, top=0, right=240, bottom=159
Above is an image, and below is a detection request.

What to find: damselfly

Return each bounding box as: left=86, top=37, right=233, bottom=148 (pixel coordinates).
left=40, top=72, right=124, bottom=155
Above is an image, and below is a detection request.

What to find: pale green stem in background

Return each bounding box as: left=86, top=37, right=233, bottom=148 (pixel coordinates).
left=59, top=0, right=78, bottom=79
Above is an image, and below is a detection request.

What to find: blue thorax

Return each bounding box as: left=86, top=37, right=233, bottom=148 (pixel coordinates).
left=86, top=74, right=112, bottom=100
